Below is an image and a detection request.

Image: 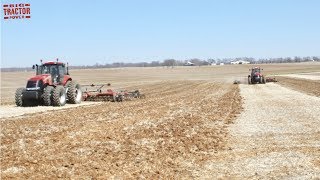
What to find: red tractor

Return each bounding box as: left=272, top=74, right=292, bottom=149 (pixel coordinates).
left=248, top=67, right=266, bottom=84
left=15, top=59, right=82, bottom=106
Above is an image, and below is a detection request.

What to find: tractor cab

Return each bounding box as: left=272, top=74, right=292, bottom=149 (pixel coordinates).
left=252, top=67, right=261, bottom=73
left=250, top=67, right=263, bottom=76
left=33, top=60, right=69, bottom=84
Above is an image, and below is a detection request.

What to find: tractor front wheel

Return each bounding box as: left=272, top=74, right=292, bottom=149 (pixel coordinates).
left=53, top=86, right=66, bottom=106
left=67, top=81, right=82, bottom=104
left=42, top=86, right=54, bottom=106
left=15, top=88, right=25, bottom=107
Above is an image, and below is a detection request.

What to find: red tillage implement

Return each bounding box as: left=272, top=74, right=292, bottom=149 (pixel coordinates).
left=82, top=84, right=145, bottom=102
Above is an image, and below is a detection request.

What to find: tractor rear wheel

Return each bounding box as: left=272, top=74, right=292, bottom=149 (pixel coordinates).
left=111, top=95, right=117, bottom=102
left=15, top=88, right=25, bottom=107
left=67, top=81, right=82, bottom=104
left=248, top=77, right=251, bottom=84
left=42, top=86, right=54, bottom=106
left=134, top=90, right=140, bottom=98
left=52, top=86, right=66, bottom=106
left=262, top=77, right=266, bottom=84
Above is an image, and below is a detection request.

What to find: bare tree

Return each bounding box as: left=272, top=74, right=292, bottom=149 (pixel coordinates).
left=162, top=59, right=176, bottom=67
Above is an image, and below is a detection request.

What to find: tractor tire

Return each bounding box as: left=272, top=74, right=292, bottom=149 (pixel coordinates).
left=116, top=95, right=123, bottom=102
left=262, top=77, right=266, bottom=84
left=134, top=90, right=140, bottom=98
left=42, top=86, right=54, bottom=106
left=67, top=81, right=82, bottom=104
left=15, top=88, right=25, bottom=107
left=248, top=77, right=251, bottom=84
left=111, top=95, right=117, bottom=102
left=52, top=85, right=66, bottom=106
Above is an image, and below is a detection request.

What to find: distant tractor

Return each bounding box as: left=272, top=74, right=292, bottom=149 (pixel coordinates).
left=15, top=59, right=82, bottom=106
left=248, top=67, right=266, bottom=84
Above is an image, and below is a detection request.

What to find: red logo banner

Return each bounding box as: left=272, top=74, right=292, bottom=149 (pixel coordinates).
left=3, top=3, right=31, bottom=20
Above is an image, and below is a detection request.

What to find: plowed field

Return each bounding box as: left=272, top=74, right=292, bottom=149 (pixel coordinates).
left=1, top=62, right=320, bottom=178
left=1, top=81, right=242, bottom=178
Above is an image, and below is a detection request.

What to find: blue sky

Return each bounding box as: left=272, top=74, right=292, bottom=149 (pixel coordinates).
left=1, top=0, right=319, bottom=67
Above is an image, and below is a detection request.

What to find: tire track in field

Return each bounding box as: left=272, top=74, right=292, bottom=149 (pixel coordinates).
left=200, top=83, right=320, bottom=178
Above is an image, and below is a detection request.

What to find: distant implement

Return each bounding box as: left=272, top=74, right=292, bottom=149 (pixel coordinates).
left=266, top=77, right=278, bottom=83
left=248, top=67, right=266, bottom=84
left=15, top=59, right=82, bottom=107
left=82, top=84, right=145, bottom=102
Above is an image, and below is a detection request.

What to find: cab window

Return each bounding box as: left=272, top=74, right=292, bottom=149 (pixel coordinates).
left=58, top=65, right=65, bottom=75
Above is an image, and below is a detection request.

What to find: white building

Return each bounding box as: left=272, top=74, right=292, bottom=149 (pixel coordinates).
left=184, top=61, right=194, bottom=66
left=230, top=60, right=250, bottom=65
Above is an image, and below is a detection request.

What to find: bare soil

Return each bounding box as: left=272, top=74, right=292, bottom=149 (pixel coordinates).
left=0, top=102, right=101, bottom=119
left=280, top=72, right=320, bottom=81
left=2, top=62, right=320, bottom=105
left=231, top=83, right=320, bottom=178
left=276, top=76, right=320, bottom=97
left=197, top=83, right=320, bottom=178
left=0, top=81, right=242, bottom=179
left=1, top=63, right=320, bottom=179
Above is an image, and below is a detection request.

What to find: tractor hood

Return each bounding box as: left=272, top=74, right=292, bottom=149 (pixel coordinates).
left=28, top=74, right=52, bottom=84
left=254, top=72, right=262, bottom=76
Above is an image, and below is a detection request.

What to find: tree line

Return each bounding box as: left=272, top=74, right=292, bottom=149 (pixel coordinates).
left=1, top=56, right=319, bottom=72
left=72, top=56, right=320, bottom=69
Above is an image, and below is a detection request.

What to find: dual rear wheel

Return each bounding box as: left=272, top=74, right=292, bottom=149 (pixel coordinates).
left=52, top=85, right=66, bottom=106
left=41, top=85, right=66, bottom=106
left=44, top=81, right=81, bottom=106
left=66, top=81, right=82, bottom=104
left=45, top=81, right=81, bottom=106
